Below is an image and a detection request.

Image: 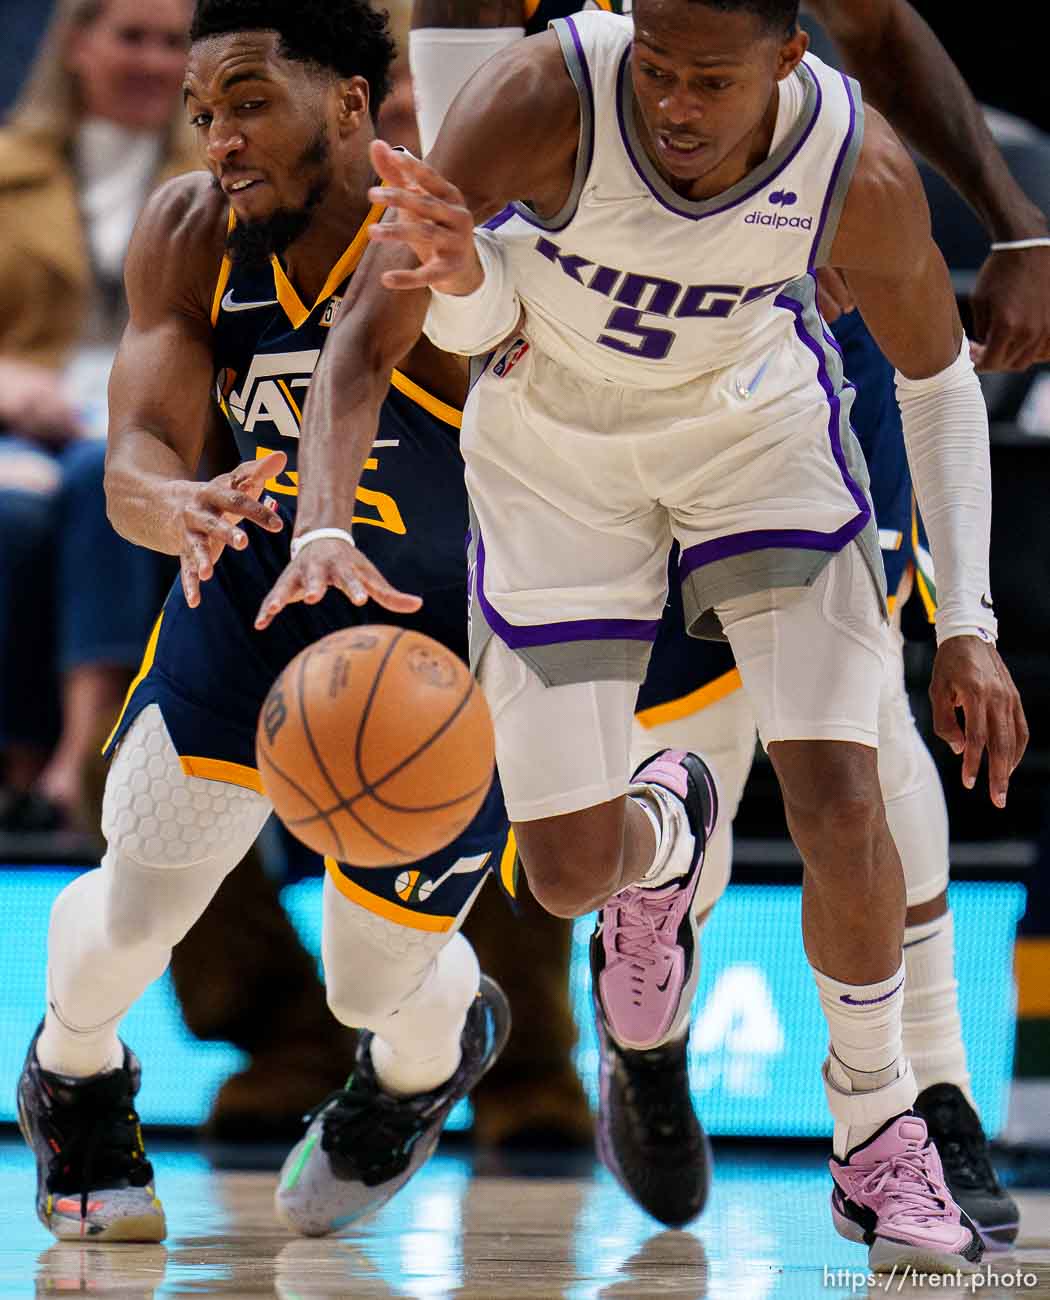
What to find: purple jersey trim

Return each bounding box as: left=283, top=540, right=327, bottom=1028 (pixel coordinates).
left=475, top=535, right=660, bottom=647
left=678, top=281, right=870, bottom=582
left=616, top=53, right=823, bottom=222
left=509, top=15, right=596, bottom=234
left=808, top=72, right=858, bottom=270
left=484, top=206, right=516, bottom=231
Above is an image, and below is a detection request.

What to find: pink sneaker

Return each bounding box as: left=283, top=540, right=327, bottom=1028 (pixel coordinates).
left=591, top=750, right=717, bottom=1051
left=830, top=1113, right=983, bottom=1273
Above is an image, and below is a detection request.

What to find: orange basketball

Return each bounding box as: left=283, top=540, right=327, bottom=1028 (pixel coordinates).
left=255, top=625, right=495, bottom=867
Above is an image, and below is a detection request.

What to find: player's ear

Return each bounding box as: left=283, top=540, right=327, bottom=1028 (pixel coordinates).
left=775, top=26, right=808, bottom=80
left=337, top=75, right=370, bottom=134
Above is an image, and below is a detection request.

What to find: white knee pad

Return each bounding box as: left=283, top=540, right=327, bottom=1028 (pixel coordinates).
left=876, top=623, right=950, bottom=908
left=100, top=705, right=271, bottom=949
left=631, top=683, right=758, bottom=915
left=321, top=871, right=473, bottom=1027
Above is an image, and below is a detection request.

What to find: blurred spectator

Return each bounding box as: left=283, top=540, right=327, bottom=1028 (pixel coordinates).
left=0, top=0, right=196, bottom=829
left=0, top=1, right=55, bottom=116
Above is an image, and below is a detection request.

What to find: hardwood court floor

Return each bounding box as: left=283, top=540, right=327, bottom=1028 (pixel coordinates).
left=1, top=1140, right=1047, bottom=1299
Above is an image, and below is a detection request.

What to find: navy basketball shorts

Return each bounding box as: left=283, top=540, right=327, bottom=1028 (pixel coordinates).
left=104, top=532, right=512, bottom=933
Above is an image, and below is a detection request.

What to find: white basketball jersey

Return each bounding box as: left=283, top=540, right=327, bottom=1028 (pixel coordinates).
left=485, top=10, right=864, bottom=389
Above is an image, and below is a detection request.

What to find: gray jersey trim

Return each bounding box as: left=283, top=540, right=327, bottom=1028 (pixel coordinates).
left=617, top=57, right=821, bottom=221
left=510, top=16, right=595, bottom=234
left=810, top=72, right=865, bottom=269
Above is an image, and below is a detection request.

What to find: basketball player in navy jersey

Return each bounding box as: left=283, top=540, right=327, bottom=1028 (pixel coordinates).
left=405, top=0, right=1040, bottom=1245
left=15, top=0, right=519, bottom=1245
left=264, top=0, right=1029, bottom=1272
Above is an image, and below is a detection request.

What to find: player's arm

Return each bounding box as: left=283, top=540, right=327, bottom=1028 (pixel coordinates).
left=256, top=34, right=577, bottom=629
left=106, top=174, right=285, bottom=607
left=806, top=0, right=1050, bottom=370
left=829, top=111, right=1028, bottom=805
left=410, top=0, right=526, bottom=155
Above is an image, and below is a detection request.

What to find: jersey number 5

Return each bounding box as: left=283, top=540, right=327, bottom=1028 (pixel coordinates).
left=597, top=307, right=676, bottom=361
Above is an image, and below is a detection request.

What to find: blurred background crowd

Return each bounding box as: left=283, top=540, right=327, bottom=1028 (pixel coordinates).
left=0, top=0, right=1046, bottom=1152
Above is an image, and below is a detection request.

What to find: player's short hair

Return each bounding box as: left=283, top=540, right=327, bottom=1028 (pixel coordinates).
left=693, top=0, right=800, bottom=36
left=189, top=0, right=397, bottom=116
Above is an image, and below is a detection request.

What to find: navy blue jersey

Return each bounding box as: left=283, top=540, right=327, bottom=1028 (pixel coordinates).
left=105, top=205, right=511, bottom=928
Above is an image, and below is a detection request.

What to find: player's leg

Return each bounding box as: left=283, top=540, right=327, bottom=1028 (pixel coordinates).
left=19, top=704, right=271, bottom=1241
left=579, top=680, right=757, bottom=1226
left=877, top=590, right=1019, bottom=1249
left=275, top=799, right=511, bottom=1236
left=716, top=542, right=980, bottom=1272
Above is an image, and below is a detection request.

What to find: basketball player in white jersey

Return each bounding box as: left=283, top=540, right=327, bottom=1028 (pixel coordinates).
left=259, top=0, right=1028, bottom=1272
left=406, top=0, right=1034, bottom=1248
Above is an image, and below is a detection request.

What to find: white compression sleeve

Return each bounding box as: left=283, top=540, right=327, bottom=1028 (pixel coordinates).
left=423, top=227, right=522, bottom=355
left=409, top=27, right=525, bottom=155
left=895, top=339, right=997, bottom=644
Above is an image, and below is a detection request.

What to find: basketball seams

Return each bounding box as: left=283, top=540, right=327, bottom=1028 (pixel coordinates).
left=256, top=739, right=349, bottom=862
left=296, top=647, right=347, bottom=806
left=355, top=627, right=406, bottom=799
left=286, top=678, right=486, bottom=825
left=283, top=773, right=492, bottom=828
left=258, top=625, right=494, bottom=868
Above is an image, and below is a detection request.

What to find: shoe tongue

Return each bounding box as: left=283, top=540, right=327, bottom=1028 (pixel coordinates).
left=898, top=1118, right=927, bottom=1145
left=854, top=1115, right=927, bottom=1164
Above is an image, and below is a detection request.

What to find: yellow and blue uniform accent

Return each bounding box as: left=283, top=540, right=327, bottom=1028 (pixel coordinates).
left=104, top=205, right=510, bottom=930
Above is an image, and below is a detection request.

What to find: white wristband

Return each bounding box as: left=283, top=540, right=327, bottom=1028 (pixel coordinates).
left=290, top=527, right=356, bottom=560
left=989, top=237, right=1050, bottom=251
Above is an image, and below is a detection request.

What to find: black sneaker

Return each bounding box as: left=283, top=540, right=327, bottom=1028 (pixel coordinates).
left=275, top=975, right=511, bottom=1236
left=17, top=1028, right=165, bottom=1241
left=593, top=978, right=711, bottom=1227
left=914, top=1082, right=1019, bottom=1251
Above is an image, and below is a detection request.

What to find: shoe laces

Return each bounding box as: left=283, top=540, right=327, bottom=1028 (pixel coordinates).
left=608, top=887, right=676, bottom=970
left=317, top=1081, right=432, bottom=1188
left=857, top=1146, right=951, bottom=1225
left=43, top=1073, right=149, bottom=1220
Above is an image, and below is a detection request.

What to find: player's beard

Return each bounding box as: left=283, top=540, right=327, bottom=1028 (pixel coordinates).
left=224, top=128, right=332, bottom=268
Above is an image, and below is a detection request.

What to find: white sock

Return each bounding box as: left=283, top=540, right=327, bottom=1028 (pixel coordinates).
left=903, top=911, right=974, bottom=1107
left=628, top=782, right=694, bottom=889
left=37, top=999, right=125, bottom=1078
left=814, top=961, right=914, bottom=1156
left=366, top=934, right=480, bottom=1097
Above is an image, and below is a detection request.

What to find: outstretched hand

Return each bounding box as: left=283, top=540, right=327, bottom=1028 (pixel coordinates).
left=254, top=535, right=422, bottom=631
left=969, top=247, right=1050, bottom=371
left=175, top=451, right=286, bottom=608
left=366, top=139, right=483, bottom=296
left=929, top=635, right=1028, bottom=807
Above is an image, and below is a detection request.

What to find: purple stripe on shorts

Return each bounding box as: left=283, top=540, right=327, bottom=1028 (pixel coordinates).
left=475, top=535, right=660, bottom=648
left=617, top=53, right=823, bottom=222
left=809, top=72, right=857, bottom=270
left=678, top=282, right=870, bottom=583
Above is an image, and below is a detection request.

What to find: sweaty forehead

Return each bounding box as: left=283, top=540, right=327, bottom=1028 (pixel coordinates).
left=184, top=29, right=289, bottom=94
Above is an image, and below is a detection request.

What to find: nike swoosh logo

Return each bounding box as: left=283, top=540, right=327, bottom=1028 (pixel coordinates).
left=980, top=593, right=994, bottom=609
left=840, top=975, right=905, bottom=1006
left=656, top=972, right=672, bottom=992
left=221, top=289, right=279, bottom=313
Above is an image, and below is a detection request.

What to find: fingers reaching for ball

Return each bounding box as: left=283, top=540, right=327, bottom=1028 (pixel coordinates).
left=254, top=537, right=422, bottom=630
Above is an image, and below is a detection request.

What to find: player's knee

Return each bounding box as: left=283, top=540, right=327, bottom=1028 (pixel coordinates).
left=773, top=742, right=885, bottom=864
left=518, top=831, right=623, bottom=919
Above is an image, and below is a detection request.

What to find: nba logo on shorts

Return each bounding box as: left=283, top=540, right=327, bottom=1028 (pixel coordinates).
left=492, top=337, right=529, bottom=379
